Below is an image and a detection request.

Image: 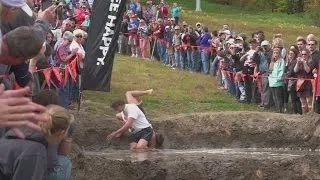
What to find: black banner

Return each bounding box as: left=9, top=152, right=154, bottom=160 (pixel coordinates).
left=82, top=0, right=126, bottom=91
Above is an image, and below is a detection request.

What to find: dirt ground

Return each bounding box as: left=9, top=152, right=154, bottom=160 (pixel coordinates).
left=71, top=111, right=320, bottom=180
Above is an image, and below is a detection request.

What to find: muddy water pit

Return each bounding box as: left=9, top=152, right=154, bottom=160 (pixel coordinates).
left=71, top=112, right=320, bottom=180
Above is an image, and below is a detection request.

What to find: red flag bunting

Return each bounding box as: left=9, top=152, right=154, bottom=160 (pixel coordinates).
left=42, top=68, right=52, bottom=88
left=68, top=60, right=77, bottom=83
left=52, top=67, right=62, bottom=83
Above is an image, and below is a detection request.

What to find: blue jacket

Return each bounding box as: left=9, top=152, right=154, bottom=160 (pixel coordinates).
left=198, top=32, right=211, bottom=49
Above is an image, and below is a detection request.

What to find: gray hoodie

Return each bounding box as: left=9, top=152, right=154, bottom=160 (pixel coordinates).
left=0, top=131, right=48, bottom=180
left=0, top=128, right=57, bottom=180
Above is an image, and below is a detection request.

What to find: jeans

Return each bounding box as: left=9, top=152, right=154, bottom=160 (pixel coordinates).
left=44, top=155, right=72, bottom=180
left=59, top=81, right=71, bottom=109
left=193, top=50, right=201, bottom=72
left=225, top=72, right=236, bottom=96
left=201, top=50, right=209, bottom=74
left=186, top=49, right=192, bottom=71
left=181, top=50, right=187, bottom=69
left=70, top=81, right=79, bottom=102
left=174, top=49, right=182, bottom=68
left=212, top=56, right=220, bottom=76
left=165, top=48, right=171, bottom=65
left=157, top=42, right=165, bottom=63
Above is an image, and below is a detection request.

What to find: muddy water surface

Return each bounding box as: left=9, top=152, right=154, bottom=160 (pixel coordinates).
left=84, top=148, right=315, bottom=162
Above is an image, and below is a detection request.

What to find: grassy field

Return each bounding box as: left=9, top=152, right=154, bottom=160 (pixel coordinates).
left=82, top=56, right=256, bottom=117
left=81, top=1, right=318, bottom=118
left=165, top=0, right=319, bottom=45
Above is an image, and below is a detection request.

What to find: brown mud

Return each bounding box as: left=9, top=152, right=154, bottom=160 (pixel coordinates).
left=71, top=111, right=320, bottom=180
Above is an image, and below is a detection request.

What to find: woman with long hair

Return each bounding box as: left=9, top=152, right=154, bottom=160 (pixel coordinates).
left=286, top=49, right=302, bottom=114
left=294, top=49, right=316, bottom=113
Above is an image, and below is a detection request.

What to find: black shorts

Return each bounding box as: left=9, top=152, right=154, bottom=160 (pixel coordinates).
left=133, top=127, right=153, bottom=143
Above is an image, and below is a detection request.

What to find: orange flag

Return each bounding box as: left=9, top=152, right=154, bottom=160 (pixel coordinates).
left=68, top=60, right=77, bottom=83
left=52, top=67, right=62, bottom=83
left=296, top=79, right=305, bottom=92
left=42, top=68, right=52, bottom=88
left=64, top=67, right=69, bottom=87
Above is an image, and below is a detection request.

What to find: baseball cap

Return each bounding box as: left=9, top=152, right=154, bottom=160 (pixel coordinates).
left=196, top=22, right=201, bottom=26
left=182, top=21, right=188, bottom=26
left=261, top=40, right=270, bottom=46
left=226, top=38, right=235, bottom=45
left=174, top=25, right=180, bottom=30
left=63, top=31, right=74, bottom=41
left=1, top=0, right=33, bottom=17
left=236, top=36, right=243, bottom=41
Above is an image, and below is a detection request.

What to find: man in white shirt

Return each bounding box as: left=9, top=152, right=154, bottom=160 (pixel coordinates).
left=107, top=100, right=154, bottom=151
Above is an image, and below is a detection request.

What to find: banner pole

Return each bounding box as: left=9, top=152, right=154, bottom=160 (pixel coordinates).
left=77, top=73, right=82, bottom=114
left=312, top=77, right=317, bottom=112
left=151, top=10, right=160, bottom=60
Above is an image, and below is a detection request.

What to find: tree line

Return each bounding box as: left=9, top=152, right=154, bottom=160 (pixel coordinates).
left=212, top=0, right=320, bottom=26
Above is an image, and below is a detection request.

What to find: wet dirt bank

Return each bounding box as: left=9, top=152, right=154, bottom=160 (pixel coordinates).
left=73, top=111, right=320, bottom=151
left=72, top=149, right=320, bottom=180
left=71, top=111, right=320, bottom=179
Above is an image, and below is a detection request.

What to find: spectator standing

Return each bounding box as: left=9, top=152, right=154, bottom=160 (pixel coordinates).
left=55, top=31, right=77, bottom=109
left=198, top=26, right=211, bottom=75
left=128, top=15, right=139, bottom=58
left=268, top=48, right=285, bottom=113
left=128, top=0, right=137, bottom=14
left=118, top=16, right=129, bottom=55
left=286, top=49, right=302, bottom=114
left=138, top=19, right=149, bottom=60
left=171, top=3, right=181, bottom=25
left=173, top=25, right=182, bottom=69
left=294, top=49, right=316, bottom=114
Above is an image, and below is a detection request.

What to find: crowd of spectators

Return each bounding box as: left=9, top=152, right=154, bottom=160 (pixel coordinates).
left=119, top=0, right=320, bottom=115
left=0, top=0, right=92, bottom=179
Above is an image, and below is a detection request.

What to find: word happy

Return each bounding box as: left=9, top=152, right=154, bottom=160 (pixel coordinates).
left=97, top=0, right=122, bottom=66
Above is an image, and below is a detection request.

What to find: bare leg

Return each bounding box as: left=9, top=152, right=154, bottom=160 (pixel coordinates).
left=306, top=96, right=313, bottom=112
left=126, top=89, right=153, bottom=105
left=130, top=142, right=138, bottom=151
left=130, top=139, right=148, bottom=152
left=300, top=97, right=308, bottom=113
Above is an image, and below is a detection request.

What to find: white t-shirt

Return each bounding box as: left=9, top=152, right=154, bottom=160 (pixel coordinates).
left=70, top=41, right=85, bottom=68
left=123, top=104, right=151, bottom=134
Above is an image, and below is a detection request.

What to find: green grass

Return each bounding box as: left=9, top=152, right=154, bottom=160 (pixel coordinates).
left=81, top=1, right=318, bottom=117
left=165, top=0, right=319, bottom=45
left=82, top=56, right=257, bottom=118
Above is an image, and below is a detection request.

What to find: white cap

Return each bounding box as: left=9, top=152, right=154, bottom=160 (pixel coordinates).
left=261, top=40, right=270, bottom=46
left=1, top=0, right=33, bottom=17
left=224, top=30, right=231, bottom=35
left=226, top=38, right=235, bottom=44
